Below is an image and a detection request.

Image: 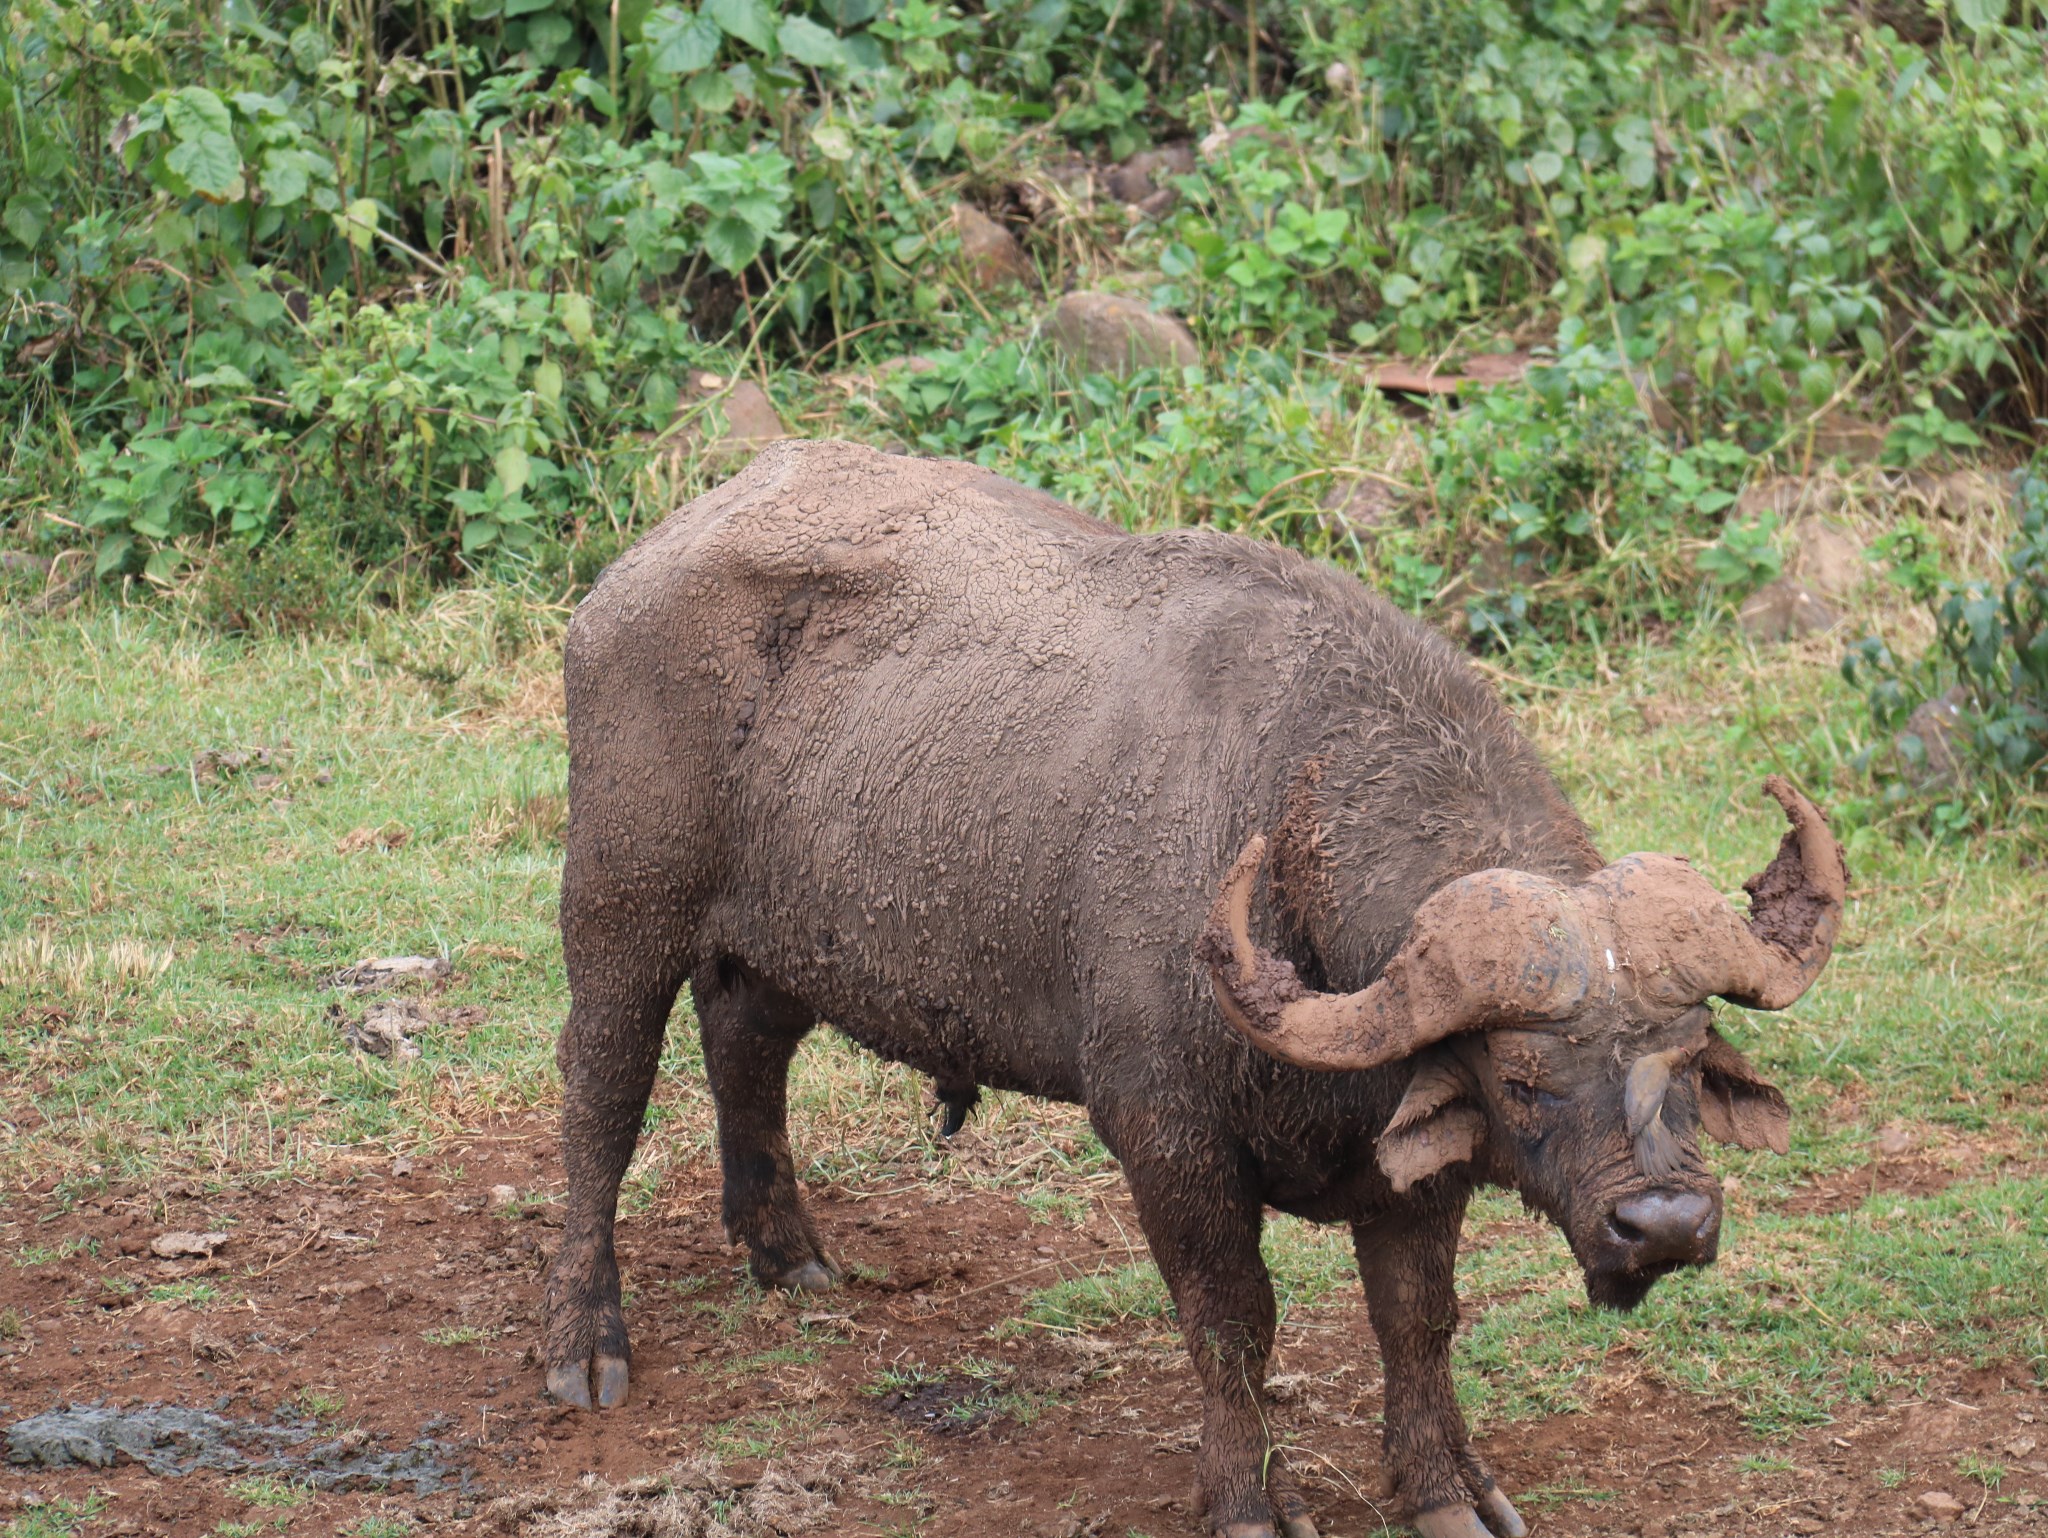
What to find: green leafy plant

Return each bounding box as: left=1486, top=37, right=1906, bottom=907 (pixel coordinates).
left=1844, top=461, right=2048, bottom=821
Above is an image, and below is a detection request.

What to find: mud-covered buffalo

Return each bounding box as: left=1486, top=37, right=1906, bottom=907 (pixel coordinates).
left=545, top=441, right=1845, bottom=1538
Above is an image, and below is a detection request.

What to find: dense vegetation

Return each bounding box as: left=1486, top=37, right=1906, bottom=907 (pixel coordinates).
left=1, top=0, right=2044, bottom=821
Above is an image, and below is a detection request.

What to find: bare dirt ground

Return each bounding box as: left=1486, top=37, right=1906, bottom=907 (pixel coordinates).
left=4, top=1117, right=2042, bottom=1538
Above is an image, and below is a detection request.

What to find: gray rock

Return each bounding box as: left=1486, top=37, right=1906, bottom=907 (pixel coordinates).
left=1738, top=578, right=1838, bottom=642
left=1046, top=291, right=1200, bottom=376
left=1103, top=142, right=1195, bottom=209
left=669, top=372, right=790, bottom=467
left=1897, top=686, right=1969, bottom=790
left=1197, top=122, right=1290, bottom=162
left=952, top=203, right=1033, bottom=290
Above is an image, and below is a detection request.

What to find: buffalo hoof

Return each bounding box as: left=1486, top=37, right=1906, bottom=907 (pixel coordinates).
left=774, top=1258, right=841, bottom=1293
left=546, top=1352, right=630, bottom=1410
left=1214, top=1514, right=1317, bottom=1538
left=1412, top=1506, right=1493, bottom=1538
left=1476, top=1483, right=1526, bottom=1538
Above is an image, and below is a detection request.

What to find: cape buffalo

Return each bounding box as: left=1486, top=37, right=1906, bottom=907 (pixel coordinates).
left=545, top=441, right=1844, bottom=1538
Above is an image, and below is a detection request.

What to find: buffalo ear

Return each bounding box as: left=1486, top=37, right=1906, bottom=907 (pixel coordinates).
left=1696, top=1026, right=1790, bottom=1155
left=1377, top=1051, right=1486, bottom=1194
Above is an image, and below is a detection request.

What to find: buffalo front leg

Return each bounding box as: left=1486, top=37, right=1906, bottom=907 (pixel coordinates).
left=544, top=964, right=680, bottom=1410
left=695, top=960, right=838, bottom=1292
left=1353, top=1200, right=1527, bottom=1538
left=1120, top=1144, right=1317, bottom=1538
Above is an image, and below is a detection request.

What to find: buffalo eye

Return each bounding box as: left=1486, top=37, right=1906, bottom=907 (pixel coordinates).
left=1500, top=1077, right=1561, bottom=1110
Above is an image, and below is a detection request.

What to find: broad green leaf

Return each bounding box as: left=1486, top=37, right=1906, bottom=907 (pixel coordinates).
left=167, top=132, right=244, bottom=200
left=534, top=360, right=565, bottom=404
left=259, top=152, right=308, bottom=205
left=3, top=192, right=50, bottom=249
left=288, top=23, right=334, bottom=71
left=523, top=11, right=575, bottom=56
left=495, top=444, right=531, bottom=497
left=164, top=86, right=233, bottom=142
left=1619, top=149, right=1655, bottom=189
left=701, top=213, right=763, bottom=273
left=810, top=123, right=854, bottom=162
left=644, top=6, right=724, bottom=73
left=1566, top=232, right=1607, bottom=276
left=1527, top=150, right=1564, bottom=185
left=686, top=68, right=737, bottom=111
left=504, top=0, right=555, bottom=13
left=557, top=292, right=594, bottom=345
left=461, top=519, right=500, bottom=553
left=1955, top=0, right=2005, bottom=29
left=707, top=0, right=777, bottom=53
left=95, top=533, right=135, bottom=578
left=778, top=15, right=845, bottom=67
left=339, top=197, right=380, bottom=251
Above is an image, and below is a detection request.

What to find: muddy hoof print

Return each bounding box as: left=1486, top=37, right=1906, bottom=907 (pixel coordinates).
left=546, top=1353, right=629, bottom=1410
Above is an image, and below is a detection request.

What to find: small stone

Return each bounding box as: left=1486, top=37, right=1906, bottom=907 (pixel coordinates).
left=1324, top=61, right=1355, bottom=92
left=1915, top=1490, right=1965, bottom=1520
left=489, top=1185, right=520, bottom=1208
left=1896, top=686, right=1969, bottom=790
left=1102, top=142, right=1195, bottom=209
left=1197, top=122, right=1289, bottom=162
left=1876, top=1123, right=1915, bottom=1157
left=669, top=376, right=790, bottom=469
left=1045, top=291, right=1199, bottom=377
left=392, top=1157, right=414, bottom=1177
left=151, top=1231, right=229, bottom=1259
left=1738, top=578, right=1838, bottom=642
left=951, top=203, right=1033, bottom=290
left=2006, top=1434, right=2039, bottom=1458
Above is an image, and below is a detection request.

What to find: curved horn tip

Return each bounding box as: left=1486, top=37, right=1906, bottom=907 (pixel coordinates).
left=1204, top=834, right=1269, bottom=983
left=1756, top=775, right=1848, bottom=890
left=1760, top=774, right=1818, bottom=827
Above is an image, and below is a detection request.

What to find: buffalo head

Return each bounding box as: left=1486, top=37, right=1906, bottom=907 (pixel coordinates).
left=1200, top=776, right=1845, bottom=1310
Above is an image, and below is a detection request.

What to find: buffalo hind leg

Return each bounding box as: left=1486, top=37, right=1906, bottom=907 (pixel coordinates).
left=545, top=957, right=682, bottom=1410
left=1353, top=1201, right=1527, bottom=1538
left=696, top=959, right=839, bottom=1292
left=1119, top=1141, right=1317, bottom=1538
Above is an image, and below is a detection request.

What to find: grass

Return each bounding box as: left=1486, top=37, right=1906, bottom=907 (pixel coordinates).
left=228, top=1474, right=308, bottom=1509
left=1, top=1496, right=104, bottom=1538
left=2, top=564, right=2044, bottom=1447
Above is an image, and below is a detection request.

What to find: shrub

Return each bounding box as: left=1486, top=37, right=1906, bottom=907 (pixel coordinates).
left=1844, top=461, right=2048, bottom=823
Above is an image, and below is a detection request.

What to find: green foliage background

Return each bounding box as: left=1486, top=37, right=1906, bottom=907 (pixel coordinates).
left=2, top=0, right=2046, bottom=807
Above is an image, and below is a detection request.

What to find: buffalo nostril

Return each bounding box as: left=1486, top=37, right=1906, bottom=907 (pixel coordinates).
left=1606, top=1211, right=1646, bottom=1246
left=1609, top=1191, right=1719, bottom=1266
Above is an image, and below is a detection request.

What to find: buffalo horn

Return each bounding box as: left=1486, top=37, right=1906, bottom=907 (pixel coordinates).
left=1199, top=778, right=1846, bottom=1073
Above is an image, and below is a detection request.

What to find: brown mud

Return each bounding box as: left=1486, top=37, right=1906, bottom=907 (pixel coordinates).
left=3, top=1118, right=2041, bottom=1537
